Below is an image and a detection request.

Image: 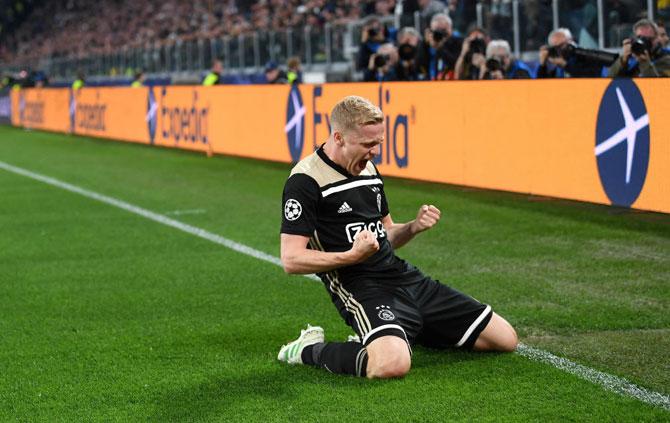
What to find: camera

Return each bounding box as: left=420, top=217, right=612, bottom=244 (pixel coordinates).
left=432, top=30, right=447, bottom=43
left=631, top=36, right=654, bottom=56
left=374, top=54, right=390, bottom=68
left=547, top=42, right=619, bottom=66
left=485, top=57, right=503, bottom=72
left=367, top=27, right=378, bottom=38
left=398, top=43, right=417, bottom=61
left=470, top=38, right=486, bottom=55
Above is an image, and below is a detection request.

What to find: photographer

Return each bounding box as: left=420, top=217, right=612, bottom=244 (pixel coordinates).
left=455, top=27, right=489, bottom=80
left=364, top=43, right=399, bottom=82
left=537, top=28, right=607, bottom=78
left=480, top=40, right=533, bottom=80
left=418, top=13, right=463, bottom=80
left=608, top=19, right=670, bottom=77
left=395, top=27, right=422, bottom=81
left=357, top=16, right=389, bottom=72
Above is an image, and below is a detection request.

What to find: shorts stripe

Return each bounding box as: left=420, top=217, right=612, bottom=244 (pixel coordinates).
left=455, top=305, right=492, bottom=347
left=362, top=323, right=406, bottom=345
left=309, top=232, right=372, bottom=335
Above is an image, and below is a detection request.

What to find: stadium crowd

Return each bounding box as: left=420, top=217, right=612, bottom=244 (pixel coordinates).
left=1, top=0, right=669, bottom=86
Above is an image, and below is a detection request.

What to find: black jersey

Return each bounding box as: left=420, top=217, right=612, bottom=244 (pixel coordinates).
left=281, top=145, right=423, bottom=286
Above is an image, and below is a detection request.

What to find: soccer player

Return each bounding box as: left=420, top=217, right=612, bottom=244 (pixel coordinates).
left=279, top=96, right=518, bottom=378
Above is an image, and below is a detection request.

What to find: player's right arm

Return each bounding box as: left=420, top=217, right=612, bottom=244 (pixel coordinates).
left=280, top=231, right=379, bottom=274
left=281, top=173, right=379, bottom=274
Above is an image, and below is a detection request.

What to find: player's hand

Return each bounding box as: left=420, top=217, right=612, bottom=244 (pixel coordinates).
left=350, top=229, right=380, bottom=262
left=411, top=205, right=441, bottom=234
left=548, top=56, right=567, bottom=68
left=633, top=49, right=651, bottom=64
left=621, top=38, right=632, bottom=62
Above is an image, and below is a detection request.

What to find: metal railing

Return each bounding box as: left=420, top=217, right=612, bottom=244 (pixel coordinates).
left=0, top=1, right=659, bottom=81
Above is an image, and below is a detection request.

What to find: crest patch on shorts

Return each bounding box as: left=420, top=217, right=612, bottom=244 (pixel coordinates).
left=376, top=305, right=396, bottom=321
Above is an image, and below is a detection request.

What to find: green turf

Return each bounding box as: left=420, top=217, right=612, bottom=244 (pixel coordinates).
left=0, top=126, right=668, bottom=421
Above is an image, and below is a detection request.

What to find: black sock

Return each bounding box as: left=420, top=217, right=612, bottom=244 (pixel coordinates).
left=301, top=342, right=368, bottom=377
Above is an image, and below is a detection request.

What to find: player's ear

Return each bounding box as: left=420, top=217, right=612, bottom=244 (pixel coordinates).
left=334, top=131, right=344, bottom=146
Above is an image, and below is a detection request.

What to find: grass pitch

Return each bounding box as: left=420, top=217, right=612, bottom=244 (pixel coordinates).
left=0, top=126, right=668, bottom=421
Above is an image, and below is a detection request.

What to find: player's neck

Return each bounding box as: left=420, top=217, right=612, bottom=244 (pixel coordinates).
left=322, top=140, right=345, bottom=169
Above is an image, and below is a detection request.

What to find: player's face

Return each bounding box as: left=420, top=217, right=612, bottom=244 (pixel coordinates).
left=341, top=123, right=384, bottom=175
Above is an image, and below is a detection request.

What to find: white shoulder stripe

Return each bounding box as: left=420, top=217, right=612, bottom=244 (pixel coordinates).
left=321, top=178, right=382, bottom=197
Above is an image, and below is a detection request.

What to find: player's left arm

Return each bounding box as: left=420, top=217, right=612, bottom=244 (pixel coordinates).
left=382, top=205, right=441, bottom=249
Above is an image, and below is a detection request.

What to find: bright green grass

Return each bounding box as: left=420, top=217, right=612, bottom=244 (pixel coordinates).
left=0, top=126, right=668, bottom=421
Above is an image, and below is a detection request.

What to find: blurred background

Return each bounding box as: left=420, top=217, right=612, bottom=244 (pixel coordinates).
left=0, top=0, right=666, bottom=86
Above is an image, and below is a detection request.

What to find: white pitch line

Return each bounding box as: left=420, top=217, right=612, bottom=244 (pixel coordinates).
left=0, top=160, right=667, bottom=410
left=165, top=208, right=207, bottom=216
left=517, top=344, right=669, bottom=410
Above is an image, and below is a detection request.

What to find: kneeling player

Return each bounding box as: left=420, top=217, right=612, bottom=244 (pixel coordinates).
left=278, top=95, right=517, bottom=378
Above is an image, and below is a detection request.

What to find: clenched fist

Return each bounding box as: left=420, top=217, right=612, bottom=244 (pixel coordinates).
left=350, top=229, right=380, bottom=262
left=412, top=205, right=441, bottom=234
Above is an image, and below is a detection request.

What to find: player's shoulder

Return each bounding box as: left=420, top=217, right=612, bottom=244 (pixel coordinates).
left=362, top=160, right=383, bottom=179
left=288, top=150, right=347, bottom=188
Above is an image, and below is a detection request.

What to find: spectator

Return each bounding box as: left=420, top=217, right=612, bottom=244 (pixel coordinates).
left=72, top=71, right=85, bottom=90
left=286, top=56, right=303, bottom=85
left=395, top=27, right=422, bottom=81
left=447, top=0, right=477, bottom=35
left=481, top=39, right=532, bottom=79
left=131, top=70, right=145, bottom=88
left=536, top=28, right=605, bottom=78
left=608, top=19, right=670, bottom=77
left=357, top=16, right=390, bottom=72
left=658, top=21, right=669, bottom=48
left=417, top=0, right=448, bottom=30
left=264, top=61, right=288, bottom=84
left=364, top=43, right=399, bottom=82
left=418, top=13, right=463, bottom=80
left=202, top=59, right=223, bottom=86
left=455, top=27, right=489, bottom=80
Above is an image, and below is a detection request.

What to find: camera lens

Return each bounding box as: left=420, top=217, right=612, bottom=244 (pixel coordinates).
left=486, top=57, right=502, bottom=72
left=374, top=54, right=387, bottom=68
left=432, top=30, right=447, bottom=43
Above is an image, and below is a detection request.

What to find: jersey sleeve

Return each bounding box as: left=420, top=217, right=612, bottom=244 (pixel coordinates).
left=380, top=183, right=390, bottom=217
left=281, top=173, right=320, bottom=236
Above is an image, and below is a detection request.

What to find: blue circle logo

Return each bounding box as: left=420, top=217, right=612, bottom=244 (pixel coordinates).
left=595, top=79, right=650, bottom=207
left=147, top=87, right=158, bottom=144
left=285, top=85, right=305, bottom=163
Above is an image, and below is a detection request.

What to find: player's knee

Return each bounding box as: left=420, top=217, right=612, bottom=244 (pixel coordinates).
left=367, top=350, right=411, bottom=379
left=502, top=325, right=519, bottom=352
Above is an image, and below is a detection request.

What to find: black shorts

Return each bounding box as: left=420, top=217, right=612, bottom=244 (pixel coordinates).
left=325, top=276, right=493, bottom=351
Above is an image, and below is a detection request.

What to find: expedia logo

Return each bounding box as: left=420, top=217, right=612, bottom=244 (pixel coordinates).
left=345, top=220, right=387, bottom=244
left=595, top=79, right=650, bottom=207
left=18, top=92, right=45, bottom=125
left=147, top=87, right=158, bottom=144
left=159, top=87, right=208, bottom=144
left=312, top=85, right=411, bottom=168
left=285, top=85, right=305, bottom=162
left=76, top=90, right=107, bottom=131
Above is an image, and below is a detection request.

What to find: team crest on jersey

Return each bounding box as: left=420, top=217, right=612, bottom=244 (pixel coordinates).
left=376, top=193, right=382, bottom=213
left=376, top=305, right=395, bottom=321
left=284, top=199, right=302, bottom=221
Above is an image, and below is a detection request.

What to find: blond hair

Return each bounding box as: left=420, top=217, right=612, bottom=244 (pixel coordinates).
left=330, top=96, right=383, bottom=133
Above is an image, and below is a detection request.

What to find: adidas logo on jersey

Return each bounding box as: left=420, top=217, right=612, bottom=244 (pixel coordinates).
left=337, top=202, right=353, bottom=214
